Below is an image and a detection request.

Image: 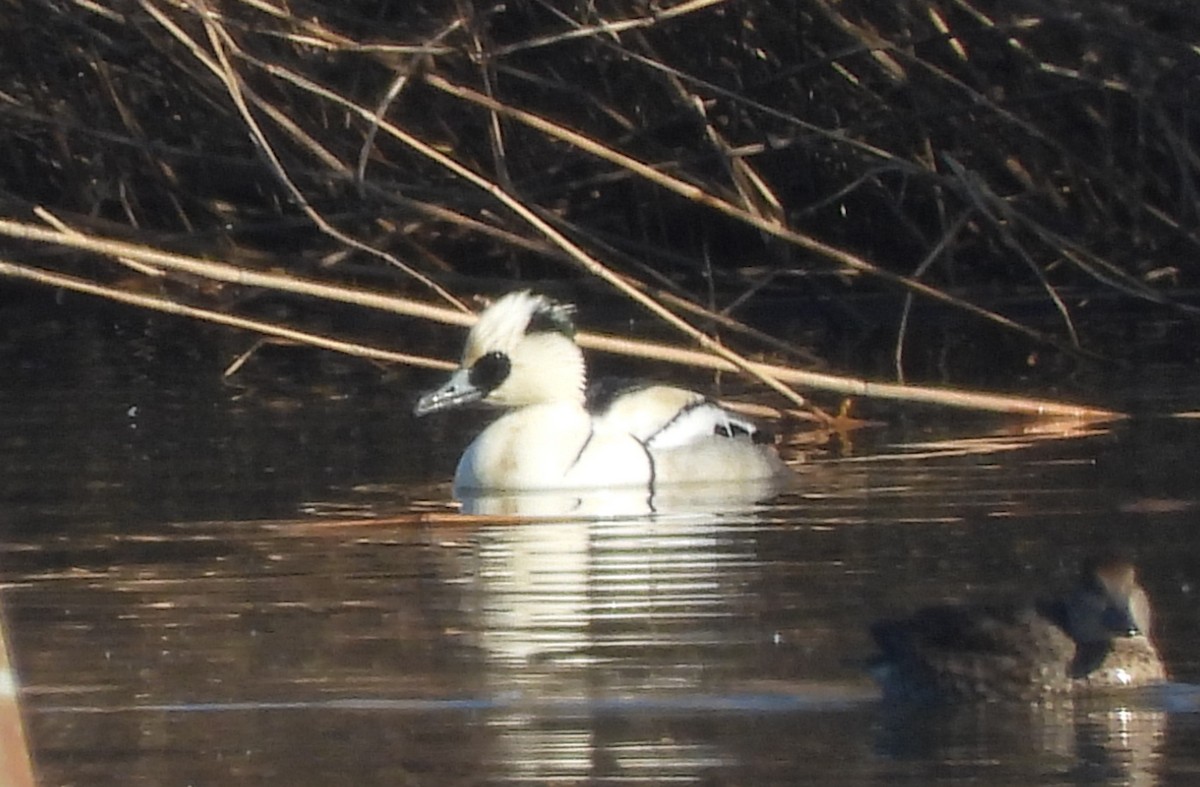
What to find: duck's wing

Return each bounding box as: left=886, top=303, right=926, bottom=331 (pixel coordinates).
left=587, top=381, right=771, bottom=449
left=870, top=603, right=1076, bottom=701
left=872, top=603, right=1048, bottom=658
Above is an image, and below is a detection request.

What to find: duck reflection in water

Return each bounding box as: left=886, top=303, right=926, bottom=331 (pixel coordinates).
left=869, top=556, right=1167, bottom=703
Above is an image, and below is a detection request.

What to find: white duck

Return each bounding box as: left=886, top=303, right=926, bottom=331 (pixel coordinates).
left=414, top=291, right=791, bottom=493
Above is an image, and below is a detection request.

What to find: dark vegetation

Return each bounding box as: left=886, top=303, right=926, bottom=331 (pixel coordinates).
left=0, top=0, right=1197, bottom=407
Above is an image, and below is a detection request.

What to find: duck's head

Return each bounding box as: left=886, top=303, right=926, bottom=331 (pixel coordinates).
left=1065, top=555, right=1153, bottom=644
left=414, top=291, right=586, bottom=416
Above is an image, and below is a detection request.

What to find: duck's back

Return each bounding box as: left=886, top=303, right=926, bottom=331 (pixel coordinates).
left=589, top=382, right=789, bottom=484
left=872, top=603, right=1081, bottom=702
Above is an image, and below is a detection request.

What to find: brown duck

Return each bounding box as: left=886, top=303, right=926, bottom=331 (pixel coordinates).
left=870, top=556, right=1167, bottom=703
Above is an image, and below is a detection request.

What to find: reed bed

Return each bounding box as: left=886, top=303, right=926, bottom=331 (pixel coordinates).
left=1, top=1, right=1196, bottom=418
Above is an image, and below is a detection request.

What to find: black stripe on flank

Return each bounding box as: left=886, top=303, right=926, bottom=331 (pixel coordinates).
left=640, top=440, right=657, bottom=502
left=715, top=420, right=751, bottom=439
left=643, top=399, right=708, bottom=447
left=717, top=417, right=776, bottom=445
left=653, top=401, right=775, bottom=446
left=566, top=423, right=595, bottom=475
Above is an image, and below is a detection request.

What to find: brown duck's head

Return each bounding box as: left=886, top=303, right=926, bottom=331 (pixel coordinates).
left=1066, top=555, right=1153, bottom=645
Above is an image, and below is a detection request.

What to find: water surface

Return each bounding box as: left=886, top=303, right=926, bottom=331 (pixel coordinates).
left=2, top=308, right=1199, bottom=785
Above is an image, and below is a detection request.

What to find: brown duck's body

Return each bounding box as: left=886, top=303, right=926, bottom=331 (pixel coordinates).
left=870, top=558, right=1167, bottom=703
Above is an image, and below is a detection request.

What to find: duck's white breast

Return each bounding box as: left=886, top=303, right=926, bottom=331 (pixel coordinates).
left=453, top=402, right=653, bottom=492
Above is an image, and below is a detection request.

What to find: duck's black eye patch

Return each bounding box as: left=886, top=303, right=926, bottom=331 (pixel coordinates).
left=469, top=351, right=511, bottom=393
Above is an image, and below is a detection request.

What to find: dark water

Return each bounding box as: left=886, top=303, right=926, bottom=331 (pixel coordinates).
left=3, top=307, right=1200, bottom=785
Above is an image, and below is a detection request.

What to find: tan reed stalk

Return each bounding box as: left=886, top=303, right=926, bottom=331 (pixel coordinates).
left=139, top=0, right=471, bottom=314
left=491, top=0, right=728, bottom=57
left=419, top=74, right=1100, bottom=361
left=0, top=218, right=475, bottom=327
left=0, top=257, right=454, bottom=371
left=196, top=45, right=817, bottom=410
left=0, top=221, right=1118, bottom=419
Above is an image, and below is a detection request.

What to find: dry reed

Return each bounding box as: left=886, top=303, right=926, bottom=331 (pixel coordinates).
left=0, top=1, right=1195, bottom=417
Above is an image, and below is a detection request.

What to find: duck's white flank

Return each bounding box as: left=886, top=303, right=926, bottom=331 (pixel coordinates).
left=415, top=291, right=791, bottom=492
